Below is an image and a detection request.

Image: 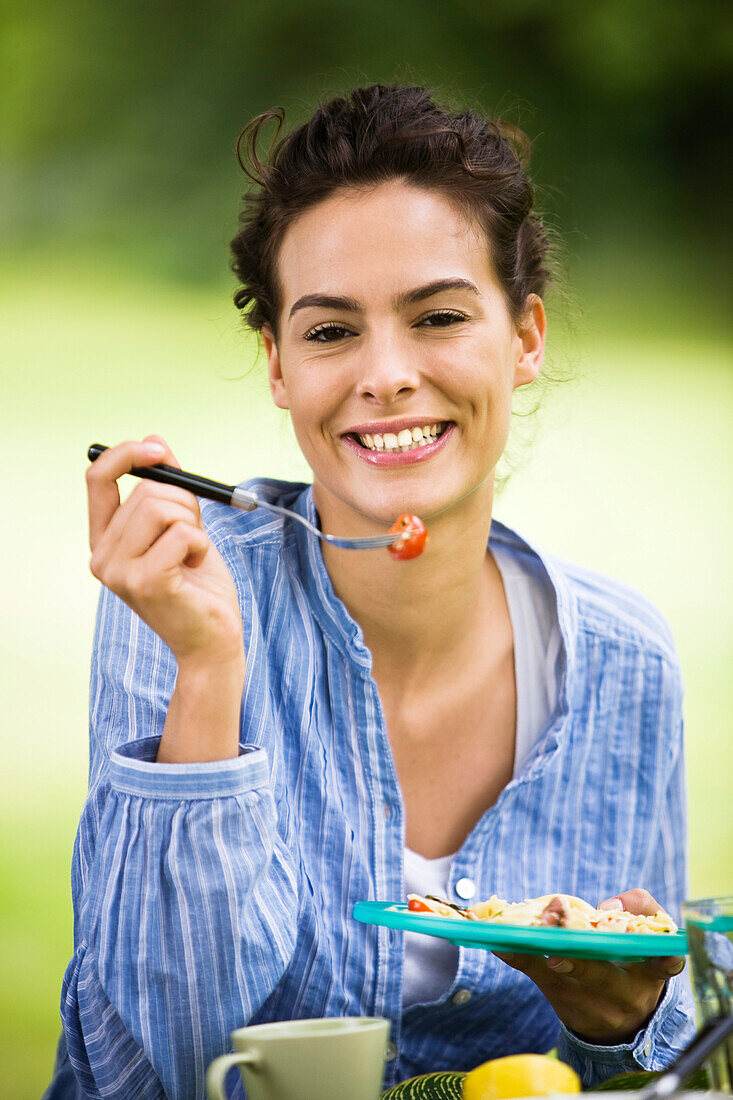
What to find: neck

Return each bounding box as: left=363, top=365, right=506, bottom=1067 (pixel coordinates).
left=317, top=479, right=503, bottom=691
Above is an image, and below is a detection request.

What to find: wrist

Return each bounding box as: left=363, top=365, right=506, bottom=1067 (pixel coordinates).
left=157, top=653, right=245, bottom=764
left=567, top=990, right=663, bottom=1047
left=175, top=646, right=245, bottom=681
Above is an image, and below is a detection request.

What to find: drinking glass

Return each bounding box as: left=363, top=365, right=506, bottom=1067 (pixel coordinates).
left=682, top=896, right=733, bottom=1092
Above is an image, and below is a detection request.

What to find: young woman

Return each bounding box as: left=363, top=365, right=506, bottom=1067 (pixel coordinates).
left=46, top=84, right=694, bottom=1099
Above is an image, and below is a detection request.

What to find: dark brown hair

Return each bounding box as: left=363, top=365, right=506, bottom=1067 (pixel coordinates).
left=230, top=83, right=552, bottom=339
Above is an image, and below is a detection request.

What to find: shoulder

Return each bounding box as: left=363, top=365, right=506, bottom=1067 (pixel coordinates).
left=491, top=519, right=680, bottom=670
left=549, top=553, right=679, bottom=668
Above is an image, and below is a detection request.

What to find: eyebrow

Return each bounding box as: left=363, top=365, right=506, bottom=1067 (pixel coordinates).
left=287, top=278, right=480, bottom=320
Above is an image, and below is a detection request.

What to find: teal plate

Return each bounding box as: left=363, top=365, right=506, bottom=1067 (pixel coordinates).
left=353, top=902, right=688, bottom=961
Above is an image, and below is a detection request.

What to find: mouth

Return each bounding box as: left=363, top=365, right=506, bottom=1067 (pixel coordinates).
left=347, top=421, right=449, bottom=453
left=341, top=420, right=455, bottom=466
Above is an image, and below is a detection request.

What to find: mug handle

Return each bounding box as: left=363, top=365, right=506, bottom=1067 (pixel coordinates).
left=205, top=1050, right=260, bottom=1100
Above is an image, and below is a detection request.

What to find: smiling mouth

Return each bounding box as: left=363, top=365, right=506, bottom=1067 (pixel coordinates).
left=349, top=421, right=449, bottom=454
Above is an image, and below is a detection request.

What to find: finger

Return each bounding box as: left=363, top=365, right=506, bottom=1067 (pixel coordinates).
left=546, top=953, right=672, bottom=1012
left=545, top=954, right=627, bottom=991
left=633, top=955, right=686, bottom=981
left=90, top=481, right=203, bottom=583
left=495, top=952, right=626, bottom=1007
left=104, top=494, right=203, bottom=567
left=124, top=478, right=203, bottom=522
left=134, top=517, right=210, bottom=585
left=126, top=520, right=210, bottom=597
left=497, top=951, right=608, bottom=990
left=110, top=479, right=203, bottom=543
left=86, top=438, right=167, bottom=550
left=598, top=889, right=661, bottom=917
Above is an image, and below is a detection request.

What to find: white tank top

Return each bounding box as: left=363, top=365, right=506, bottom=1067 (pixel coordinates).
left=402, top=543, right=562, bottom=1007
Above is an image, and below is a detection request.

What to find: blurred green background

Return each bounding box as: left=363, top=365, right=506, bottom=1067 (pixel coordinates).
left=2, top=2, right=731, bottom=1096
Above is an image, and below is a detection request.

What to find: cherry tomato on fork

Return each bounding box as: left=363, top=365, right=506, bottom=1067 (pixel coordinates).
left=387, top=514, right=428, bottom=560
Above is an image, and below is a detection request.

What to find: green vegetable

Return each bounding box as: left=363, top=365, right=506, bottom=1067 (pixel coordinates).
left=379, top=1062, right=710, bottom=1097
left=381, top=1070, right=466, bottom=1099
left=591, top=1067, right=709, bottom=1091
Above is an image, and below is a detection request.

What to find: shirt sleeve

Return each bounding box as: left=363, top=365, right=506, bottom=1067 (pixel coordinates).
left=557, top=972, right=696, bottom=1087
left=58, top=584, right=300, bottom=1100
left=558, top=668, right=696, bottom=1086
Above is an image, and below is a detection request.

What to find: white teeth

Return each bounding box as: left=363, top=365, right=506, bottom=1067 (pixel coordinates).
left=356, top=422, right=445, bottom=452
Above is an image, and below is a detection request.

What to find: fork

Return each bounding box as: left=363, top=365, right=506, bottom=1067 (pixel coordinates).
left=87, top=444, right=398, bottom=550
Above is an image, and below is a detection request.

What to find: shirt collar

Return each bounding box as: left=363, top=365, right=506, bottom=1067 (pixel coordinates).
left=488, top=519, right=577, bottom=755
left=289, top=485, right=373, bottom=669
left=488, top=517, right=577, bottom=683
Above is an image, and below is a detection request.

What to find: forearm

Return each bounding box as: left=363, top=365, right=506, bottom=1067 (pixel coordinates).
left=65, top=740, right=298, bottom=1099
left=157, top=651, right=245, bottom=763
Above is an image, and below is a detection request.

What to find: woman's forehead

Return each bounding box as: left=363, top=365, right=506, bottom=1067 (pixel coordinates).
left=276, top=181, right=492, bottom=309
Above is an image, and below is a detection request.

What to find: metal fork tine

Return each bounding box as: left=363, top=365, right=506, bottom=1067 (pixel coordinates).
left=231, top=488, right=397, bottom=549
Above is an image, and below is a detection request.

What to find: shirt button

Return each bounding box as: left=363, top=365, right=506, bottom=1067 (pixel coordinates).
left=383, top=802, right=391, bottom=820
left=455, top=878, right=476, bottom=900
left=385, top=1041, right=397, bottom=1061
left=644, top=1040, right=652, bottom=1057
left=452, top=988, right=472, bottom=1006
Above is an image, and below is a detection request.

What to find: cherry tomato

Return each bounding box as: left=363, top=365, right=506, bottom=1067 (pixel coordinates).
left=407, top=898, right=432, bottom=912
left=387, top=514, right=427, bottom=560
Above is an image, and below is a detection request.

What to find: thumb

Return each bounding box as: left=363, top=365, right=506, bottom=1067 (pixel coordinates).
left=598, top=897, right=624, bottom=912
left=599, top=889, right=663, bottom=917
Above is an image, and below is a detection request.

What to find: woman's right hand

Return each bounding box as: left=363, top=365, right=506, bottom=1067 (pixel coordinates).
left=87, top=436, right=245, bottom=671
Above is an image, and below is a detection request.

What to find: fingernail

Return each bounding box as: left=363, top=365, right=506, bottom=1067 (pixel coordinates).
left=598, top=898, right=624, bottom=911
left=547, top=958, right=574, bottom=974
left=665, top=960, right=685, bottom=976
left=143, top=442, right=165, bottom=456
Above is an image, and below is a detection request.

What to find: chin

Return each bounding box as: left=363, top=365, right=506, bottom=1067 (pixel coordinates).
left=314, top=456, right=493, bottom=527
left=348, top=481, right=478, bottom=529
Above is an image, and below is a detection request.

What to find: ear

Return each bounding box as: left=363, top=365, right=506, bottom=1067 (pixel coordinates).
left=513, top=295, right=546, bottom=389
left=261, top=324, right=289, bottom=410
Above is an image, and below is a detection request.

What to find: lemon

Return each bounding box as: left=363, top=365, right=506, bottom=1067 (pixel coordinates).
left=462, top=1054, right=581, bottom=1100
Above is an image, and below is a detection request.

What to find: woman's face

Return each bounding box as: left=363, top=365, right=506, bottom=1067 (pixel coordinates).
left=261, top=179, right=545, bottom=531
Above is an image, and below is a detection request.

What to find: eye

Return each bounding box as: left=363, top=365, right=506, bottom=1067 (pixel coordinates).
left=303, top=322, right=353, bottom=343
left=418, top=309, right=469, bottom=328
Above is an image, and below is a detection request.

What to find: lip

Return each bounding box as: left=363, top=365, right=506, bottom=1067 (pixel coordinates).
left=341, top=422, right=455, bottom=467
left=343, top=416, right=450, bottom=436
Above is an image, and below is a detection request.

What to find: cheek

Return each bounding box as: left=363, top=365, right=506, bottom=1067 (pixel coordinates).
left=281, top=377, right=332, bottom=443
left=278, top=362, right=310, bottom=411
left=288, top=355, right=352, bottom=409
left=450, top=355, right=513, bottom=419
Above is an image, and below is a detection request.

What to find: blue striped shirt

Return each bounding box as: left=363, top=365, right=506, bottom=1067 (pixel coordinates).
left=45, top=480, right=695, bottom=1099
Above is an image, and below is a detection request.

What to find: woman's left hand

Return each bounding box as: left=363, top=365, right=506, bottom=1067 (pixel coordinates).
left=495, top=889, right=686, bottom=1044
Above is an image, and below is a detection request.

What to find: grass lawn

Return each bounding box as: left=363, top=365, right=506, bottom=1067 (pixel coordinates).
left=2, top=254, right=730, bottom=1097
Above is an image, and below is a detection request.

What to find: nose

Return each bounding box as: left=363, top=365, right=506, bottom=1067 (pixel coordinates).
left=355, top=342, right=420, bottom=404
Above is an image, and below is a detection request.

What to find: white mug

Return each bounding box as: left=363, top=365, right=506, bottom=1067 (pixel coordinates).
left=206, top=1016, right=390, bottom=1100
